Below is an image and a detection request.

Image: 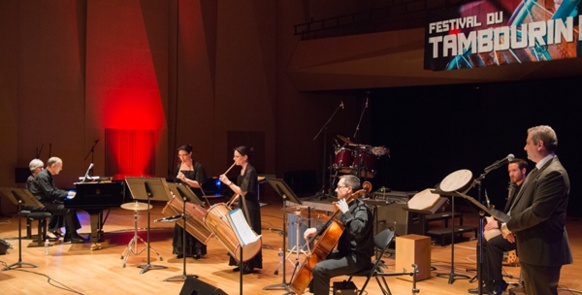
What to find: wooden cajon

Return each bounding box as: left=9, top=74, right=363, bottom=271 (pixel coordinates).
left=395, top=234, right=431, bottom=281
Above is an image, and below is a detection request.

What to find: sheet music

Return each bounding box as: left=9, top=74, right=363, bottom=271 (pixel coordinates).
left=228, top=208, right=260, bottom=246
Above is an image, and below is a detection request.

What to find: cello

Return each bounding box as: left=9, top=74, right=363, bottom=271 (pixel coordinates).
left=289, top=181, right=372, bottom=294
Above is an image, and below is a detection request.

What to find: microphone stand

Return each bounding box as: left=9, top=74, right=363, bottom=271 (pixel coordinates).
left=471, top=165, right=497, bottom=295
left=84, top=139, right=99, bottom=163
left=352, top=95, right=368, bottom=179
left=313, top=101, right=343, bottom=198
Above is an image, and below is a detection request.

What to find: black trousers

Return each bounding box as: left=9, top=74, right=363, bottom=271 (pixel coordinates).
left=42, top=202, right=81, bottom=234
left=521, top=262, right=561, bottom=295
left=311, top=250, right=371, bottom=295
left=483, top=234, right=516, bottom=285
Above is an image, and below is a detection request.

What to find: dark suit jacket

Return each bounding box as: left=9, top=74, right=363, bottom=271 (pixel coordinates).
left=507, top=156, right=572, bottom=266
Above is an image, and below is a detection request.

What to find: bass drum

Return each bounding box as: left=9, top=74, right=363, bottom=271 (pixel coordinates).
left=203, top=203, right=262, bottom=262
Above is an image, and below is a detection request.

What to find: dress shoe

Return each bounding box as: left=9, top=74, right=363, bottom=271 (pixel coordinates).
left=64, top=233, right=85, bottom=243
left=46, top=231, right=59, bottom=241
left=241, top=265, right=253, bottom=274
left=468, top=286, right=491, bottom=294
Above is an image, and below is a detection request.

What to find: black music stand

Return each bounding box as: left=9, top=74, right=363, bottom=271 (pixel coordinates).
left=0, top=188, right=44, bottom=270
left=163, top=183, right=203, bottom=282
left=125, top=177, right=169, bottom=274
left=263, top=178, right=304, bottom=292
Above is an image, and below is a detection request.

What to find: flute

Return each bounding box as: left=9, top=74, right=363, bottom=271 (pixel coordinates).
left=223, top=162, right=236, bottom=175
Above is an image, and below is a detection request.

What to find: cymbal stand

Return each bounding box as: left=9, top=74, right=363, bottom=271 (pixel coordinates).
left=137, top=195, right=166, bottom=274
left=313, top=101, right=343, bottom=198
left=121, top=207, right=148, bottom=268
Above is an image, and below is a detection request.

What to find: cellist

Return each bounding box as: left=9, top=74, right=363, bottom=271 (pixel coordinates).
left=303, top=174, right=375, bottom=295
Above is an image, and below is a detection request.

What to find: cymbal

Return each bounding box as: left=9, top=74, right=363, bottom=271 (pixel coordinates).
left=336, top=135, right=353, bottom=145
left=121, top=201, right=152, bottom=211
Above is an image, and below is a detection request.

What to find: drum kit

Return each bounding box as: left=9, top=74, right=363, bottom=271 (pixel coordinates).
left=332, top=135, right=389, bottom=179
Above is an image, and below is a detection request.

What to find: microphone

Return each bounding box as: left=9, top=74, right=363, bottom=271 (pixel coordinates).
left=340, top=100, right=344, bottom=109
left=484, top=189, right=491, bottom=208
left=365, top=97, right=368, bottom=108
left=484, top=154, right=514, bottom=173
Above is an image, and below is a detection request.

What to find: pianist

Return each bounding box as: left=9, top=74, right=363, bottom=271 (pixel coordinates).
left=31, top=157, right=84, bottom=243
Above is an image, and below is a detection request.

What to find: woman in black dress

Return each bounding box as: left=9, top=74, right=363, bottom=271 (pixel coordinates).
left=219, top=145, right=262, bottom=274
left=173, top=144, right=208, bottom=259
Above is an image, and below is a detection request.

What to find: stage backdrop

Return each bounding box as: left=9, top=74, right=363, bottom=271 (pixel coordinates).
left=425, top=0, right=582, bottom=71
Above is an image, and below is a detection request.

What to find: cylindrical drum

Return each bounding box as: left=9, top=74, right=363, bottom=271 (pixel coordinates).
left=204, top=203, right=262, bottom=262
left=162, top=196, right=213, bottom=245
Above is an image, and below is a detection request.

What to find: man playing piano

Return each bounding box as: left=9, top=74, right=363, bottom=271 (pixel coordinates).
left=31, top=157, right=84, bottom=243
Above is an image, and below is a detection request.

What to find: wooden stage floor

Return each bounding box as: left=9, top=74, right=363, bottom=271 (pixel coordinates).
left=0, top=203, right=581, bottom=295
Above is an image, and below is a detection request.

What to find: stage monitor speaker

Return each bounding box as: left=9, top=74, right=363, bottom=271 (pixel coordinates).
left=0, top=238, right=10, bottom=255
left=375, top=202, right=410, bottom=237
left=179, top=276, right=228, bottom=295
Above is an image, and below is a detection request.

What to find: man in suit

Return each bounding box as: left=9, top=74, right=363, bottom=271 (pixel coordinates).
left=470, top=158, right=528, bottom=294
left=501, top=125, right=572, bottom=295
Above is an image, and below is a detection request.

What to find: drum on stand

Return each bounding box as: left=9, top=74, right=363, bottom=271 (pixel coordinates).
left=333, top=147, right=353, bottom=173
left=351, top=145, right=377, bottom=178
left=287, top=213, right=308, bottom=252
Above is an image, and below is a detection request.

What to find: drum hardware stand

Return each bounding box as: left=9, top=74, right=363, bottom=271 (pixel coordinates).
left=285, top=209, right=309, bottom=284
left=435, top=192, right=470, bottom=284
left=125, top=178, right=171, bottom=275
left=433, top=170, right=473, bottom=285
left=313, top=100, right=344, bottom=199
left=263, top=178, right=304, bottom=293
left=120, top=202, right=153, bottom=268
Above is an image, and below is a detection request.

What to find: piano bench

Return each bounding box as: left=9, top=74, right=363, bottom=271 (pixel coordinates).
left=26, top=212, right=52, bottom=247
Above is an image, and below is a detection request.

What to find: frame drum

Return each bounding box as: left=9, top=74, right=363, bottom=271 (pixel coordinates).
left=438, top=169, right=473, bottom=193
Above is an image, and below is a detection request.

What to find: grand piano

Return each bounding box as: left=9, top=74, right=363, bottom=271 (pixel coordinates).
left=64, top=180, right=127, bottom=243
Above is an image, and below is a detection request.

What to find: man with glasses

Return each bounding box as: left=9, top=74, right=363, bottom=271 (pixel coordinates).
left=303, top=174, right=374, bottom=295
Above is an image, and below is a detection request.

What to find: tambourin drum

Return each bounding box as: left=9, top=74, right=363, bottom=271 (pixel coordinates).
left=163, top=196, right=213, bottom=245
left=351, top=147, right=377, bottom=173
left=287, top=213, right=308, bottom=252
left=438, top=169, right=473, bottom=193
left=333, top=147, right=353, bottom=172
left=203, top=203, right=262, bottom=262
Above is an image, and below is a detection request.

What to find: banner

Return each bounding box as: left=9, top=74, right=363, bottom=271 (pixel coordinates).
left=424, top=0, right=582, bottom=71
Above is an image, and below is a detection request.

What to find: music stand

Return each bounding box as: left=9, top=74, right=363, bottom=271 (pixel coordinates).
left=263, top=178, right=304, bottom=292
left=163, top=183, right=203, bottom=282
left=125, top=177, right=170, bottom=274
left=0, top=187, right=44, bottom=270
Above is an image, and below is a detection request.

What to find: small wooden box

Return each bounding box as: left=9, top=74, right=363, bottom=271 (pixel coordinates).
left=395, top=234, right=431, bottom=281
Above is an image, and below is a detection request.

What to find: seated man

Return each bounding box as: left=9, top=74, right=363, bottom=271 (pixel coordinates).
left=303, top=175, right=375, bottom=295
left=26, top=158, right=64, bottom=239
left=470, top=158, right=527, bottom=294
left=30, top=157, right=84, bottom=243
